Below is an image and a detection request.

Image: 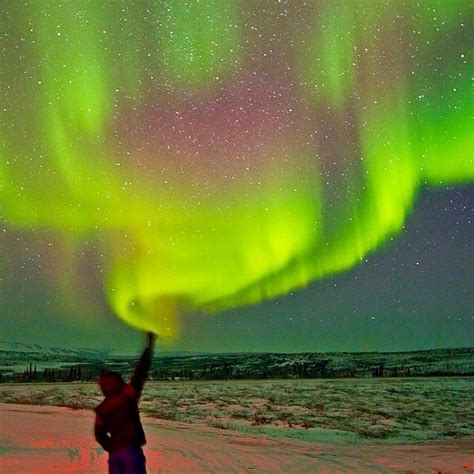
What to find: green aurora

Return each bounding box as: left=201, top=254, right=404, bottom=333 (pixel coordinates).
left=1, top=1, right=473, bottom=341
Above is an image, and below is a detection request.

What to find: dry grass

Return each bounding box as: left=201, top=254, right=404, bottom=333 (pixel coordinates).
left=1, top=377, right=472, bottom=443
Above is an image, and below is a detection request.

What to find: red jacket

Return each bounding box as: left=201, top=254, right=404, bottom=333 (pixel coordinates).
left=94, top=346, right=152, bottom=453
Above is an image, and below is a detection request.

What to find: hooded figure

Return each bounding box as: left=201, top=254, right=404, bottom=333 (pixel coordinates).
left=95, top=332, right=155, bottom=474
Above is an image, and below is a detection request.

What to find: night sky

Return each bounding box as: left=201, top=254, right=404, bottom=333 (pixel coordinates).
left=1, top=1, right=473, bottom=352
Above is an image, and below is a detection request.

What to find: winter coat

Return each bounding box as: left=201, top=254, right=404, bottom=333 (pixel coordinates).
left=94, top=346, right=152, bottom=453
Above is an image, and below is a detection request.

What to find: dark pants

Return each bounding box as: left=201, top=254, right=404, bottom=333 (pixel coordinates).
left=108, top=445, right=146, bottom=474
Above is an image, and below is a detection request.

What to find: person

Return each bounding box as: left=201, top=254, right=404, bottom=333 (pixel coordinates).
left=94, top=332, right=156, bottom=474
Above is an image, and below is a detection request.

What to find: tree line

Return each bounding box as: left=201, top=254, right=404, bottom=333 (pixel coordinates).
left=0, top=363, right=95, bottom=383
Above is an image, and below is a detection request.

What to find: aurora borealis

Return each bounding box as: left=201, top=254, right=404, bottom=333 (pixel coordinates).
left=1, top=1, right=473, bottom=351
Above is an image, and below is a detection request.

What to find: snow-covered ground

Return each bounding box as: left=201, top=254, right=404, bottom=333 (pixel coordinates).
left=1, top=377, right=472, bottom=444
left=1, top=403, right=473, bottom=473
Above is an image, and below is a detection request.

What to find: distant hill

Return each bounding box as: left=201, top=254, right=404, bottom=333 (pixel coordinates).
left=0, top=340, right=108, bottom=382
left=0, top=340, right=107, bottom=359
left=148, top=347, right=474, bottom=381
left=0, top=341, right=472, bottom=383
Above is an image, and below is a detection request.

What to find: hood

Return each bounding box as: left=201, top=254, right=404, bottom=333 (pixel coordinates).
left=99, top=371, right=126, bottom=397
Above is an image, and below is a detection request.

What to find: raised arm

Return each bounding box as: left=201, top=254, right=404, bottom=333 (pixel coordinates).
left=129, top=332, right=156, bottom=398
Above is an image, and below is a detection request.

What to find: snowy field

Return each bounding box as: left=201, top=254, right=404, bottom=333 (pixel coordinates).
left=1, top=377, right=472, bottom=444
left=3, top=403, right=473, bottom=473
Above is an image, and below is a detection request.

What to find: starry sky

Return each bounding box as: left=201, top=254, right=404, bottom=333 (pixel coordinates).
left=1, top=1, right=473, bottom=352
